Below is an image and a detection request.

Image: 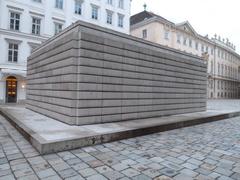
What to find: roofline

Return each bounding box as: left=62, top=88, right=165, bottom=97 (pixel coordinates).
left=130, top=15, right=240, bottom=58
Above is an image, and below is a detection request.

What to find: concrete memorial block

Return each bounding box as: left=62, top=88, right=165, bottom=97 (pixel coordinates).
left=27, top=21, right=207, bottom=125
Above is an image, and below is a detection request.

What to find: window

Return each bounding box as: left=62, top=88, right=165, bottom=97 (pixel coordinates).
left=142, top=29, right=147, bottom=39
left=75, top=0, right=82, bottom=15
left=211, top=48, right=214, bottom=55
left=177, top=34, right=181, bottom=44
left=201, top=44, right=204, bottom=52
left=195, top=42, right=198, bottom=50
left=106, top=11, right=113, bottom=25
left=54, top=23, right=63, bottom=35
left=206, top=46, right=208, bottom=53
left=10, top=12, right=20, bottom=31
left=210, top=61, right=213, bottom=74
left=32, top=17, right=41, bottom=35
left=55, top=0, right=63, bottom=9
left=118, top=0, right=124, bottom=9
left=218, top=49, right=220, bottom=58
left=8, top=43, right=18, bottom=62
left=189, top=39, right=192, bottom=47
left=183, top=37, right=187, bottom=45
left=107, top=0, right=113, bottom=5
left=91, top=5, right=98, bottom=20
left=118, top=14, right=124, bottom=27
left=32, top=0, right=41, bottom=2
left=164, top=30, right=169, bottom=40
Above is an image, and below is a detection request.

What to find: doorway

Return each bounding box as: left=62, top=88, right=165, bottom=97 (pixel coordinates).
left=6, top=76, right=17, bottom=103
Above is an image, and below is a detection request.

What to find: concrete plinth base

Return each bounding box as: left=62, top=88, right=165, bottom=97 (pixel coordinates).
left=0, top=105, right=240, bottom=154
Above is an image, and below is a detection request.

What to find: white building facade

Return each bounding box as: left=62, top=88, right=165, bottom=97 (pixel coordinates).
left=130, top=11, right=240, bottom=99
left=0, top=0, right=131, bottom=103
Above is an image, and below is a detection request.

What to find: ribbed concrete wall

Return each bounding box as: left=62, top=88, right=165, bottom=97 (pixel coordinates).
left=27, top=21, right=207, bottom=125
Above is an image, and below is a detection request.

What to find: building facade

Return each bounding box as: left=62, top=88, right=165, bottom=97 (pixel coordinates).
left=130, top=11, right=240, bottom=99
left=0, top=0, right=131, bottom=103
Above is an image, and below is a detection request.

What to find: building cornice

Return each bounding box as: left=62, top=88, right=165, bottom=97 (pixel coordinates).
left=0, top=28, right=50, bottom=41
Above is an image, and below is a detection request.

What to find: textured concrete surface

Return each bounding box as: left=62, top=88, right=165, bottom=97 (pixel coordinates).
left=0, top=100, right=240, bottom=154
left=27, top=20, right=207, bottom=125
left=0, top=101, right=240, bottom=179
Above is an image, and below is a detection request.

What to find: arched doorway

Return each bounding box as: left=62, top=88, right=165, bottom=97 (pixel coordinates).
left=6, top=76, right=17, bottom=103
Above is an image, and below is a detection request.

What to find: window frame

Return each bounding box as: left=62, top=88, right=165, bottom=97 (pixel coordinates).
left=118, top=14, right=124, bottom=28
left=8, top=43, right=19, bottom=63
left=54, top=22, right=63, bottom=35
left=9, top=11, right=20, bottom=31
left=142, top=29, right=147, bottom=39
left=75, top=0, right=83, bottom=15
left=55, top=0, right=63, bottom=9
left=106, top=10, right=113, bottom=25
left=91, top=5, right=99, bottom=20
left=118, top=0, right=124, bottom=9
left=32, top=17, right=41, bottom=35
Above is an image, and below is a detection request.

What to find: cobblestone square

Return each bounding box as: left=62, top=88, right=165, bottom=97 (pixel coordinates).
left=0, top=100, right=240, bottom=179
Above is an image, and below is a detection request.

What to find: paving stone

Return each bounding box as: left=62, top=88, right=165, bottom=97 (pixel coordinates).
left=159, top=168, right=178, bottom=177
left=86, top=174, right=108, bottom=180
left=58, top=168, right=78, bottom=179
left=173, top=173, right=193, bottom=180
left=195, top=167, right=212, bottom=175
left=36, top=168, right=57, bottom=178
left=150, top=157, right=164, bottom=163
left=231, top=172, right=240, bottom=180
left=132, top=174, right=152, bottom=180
left=232, top=166, right=240, bottom=173
left=181, top=162, right=198, bottom=170
left=142, top=168, right=161, bottom=178
left=146, top=163, right=164, bottom=170
left=208, top=172, right=221, bottom=179
left=71, top=162, right=89, bottom=171
left=195, top=174, right=214, bottom=180
left=218, top=176, right=234, bottom=180
left=154, top=175, right=173, bottom=180
left=95, top=165, right=113, bottom=173
left=214, top=167, right=233, bottom=176
left=87, top=160, right=104, bottom=168
left=65, top=175, right=85, bottom=180
left=0, top=158, right=8, bottom=165
left=203, top=158, right=218, bottom=165
left=165, top=156, right=184, bottom=164
left=200, top=163, right=216, bottom=171
left=178, top=155, right=190, bottom=161
left=13, top=167, right=34, bottom=178
left=112, top=163, right=129, bottom=171
left=187, top=158, right=203, bottom=166
left=180, top=168, right=198, bottom=177
left=0, top=174, right=15, bottom=180
left=103, top=170, right=125, bottom=180
left=18, top=174, right=39, bottom=180
left=161, top=161, right=183, bottom=171
left=121, top=168, right=140, bottom=177
left=79, top=168, right=98, bottom=177
left=41, top=175, right=62, bottom=180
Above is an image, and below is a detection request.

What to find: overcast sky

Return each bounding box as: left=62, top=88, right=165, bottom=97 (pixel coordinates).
left=131, top=0, right=240, bottom=54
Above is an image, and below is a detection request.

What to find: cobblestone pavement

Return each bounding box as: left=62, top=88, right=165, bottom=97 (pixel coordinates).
left=1, top=113, right=240, bottom=179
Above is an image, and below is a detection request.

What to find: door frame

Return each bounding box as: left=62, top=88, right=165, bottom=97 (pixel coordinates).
left=5, top=76, right=17, bottom=103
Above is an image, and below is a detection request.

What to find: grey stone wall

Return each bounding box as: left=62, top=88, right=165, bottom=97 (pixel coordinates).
left=27, top=21, right=207, bottom=125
